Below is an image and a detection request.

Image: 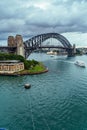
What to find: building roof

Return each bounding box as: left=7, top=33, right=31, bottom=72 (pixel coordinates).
left=0, top=60, right=20, bottom=63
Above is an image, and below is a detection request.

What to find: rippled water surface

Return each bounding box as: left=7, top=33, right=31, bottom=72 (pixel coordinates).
left=0, top=53, right=87, bottom=130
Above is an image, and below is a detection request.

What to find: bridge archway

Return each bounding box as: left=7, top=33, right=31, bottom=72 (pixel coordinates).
left=24, top=33, right=74, bottom=58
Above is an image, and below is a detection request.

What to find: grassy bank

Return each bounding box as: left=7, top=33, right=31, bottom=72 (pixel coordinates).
left=16, top=62, right=48, bottom=75
left=28, top=63, right=46, bottom=73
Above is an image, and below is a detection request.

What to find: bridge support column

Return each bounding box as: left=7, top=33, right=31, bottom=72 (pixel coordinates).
left=73, top=44, right=76, bottom=54
left=15, top=35, right=25, bottom=58
left=8, top=36, right=17, bottom=54
left=8, top=36, right=15, bottom=47
left=67, top=47, right=76, bottom=57
left=67, top=49, right=74, bottom=57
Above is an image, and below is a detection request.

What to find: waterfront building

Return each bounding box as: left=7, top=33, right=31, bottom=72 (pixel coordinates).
left=0, top=60, right=24, bottom=74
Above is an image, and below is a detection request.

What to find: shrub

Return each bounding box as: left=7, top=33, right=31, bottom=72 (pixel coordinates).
left=24, top=59, right=39, bottom=69
left=0, top=53, right=25, bottom=62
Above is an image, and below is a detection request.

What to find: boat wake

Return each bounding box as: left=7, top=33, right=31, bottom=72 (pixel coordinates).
left=54, top=59, right=74, bottom=64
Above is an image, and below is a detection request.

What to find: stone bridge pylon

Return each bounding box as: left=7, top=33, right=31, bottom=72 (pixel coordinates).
left=8, top=35, right=25, bottom=57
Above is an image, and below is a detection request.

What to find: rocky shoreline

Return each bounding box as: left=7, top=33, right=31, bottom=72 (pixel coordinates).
left=0, top=68, right=48, bottom=76
left=18, top=68, right=48, bottom=76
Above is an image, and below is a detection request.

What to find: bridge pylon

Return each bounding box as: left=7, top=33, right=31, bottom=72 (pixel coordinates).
left=66, top=44, right=76, bottom=57
left=8, top=35, right=25, bottom=58
left=15, top=35, right=25, bottom=57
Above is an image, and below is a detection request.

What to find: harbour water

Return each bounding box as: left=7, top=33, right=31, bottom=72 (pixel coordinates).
left=0, top=53, right=87, bottom=130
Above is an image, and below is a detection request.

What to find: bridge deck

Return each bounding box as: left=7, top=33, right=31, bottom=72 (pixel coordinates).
left=25, top=46, right=72, bottom=50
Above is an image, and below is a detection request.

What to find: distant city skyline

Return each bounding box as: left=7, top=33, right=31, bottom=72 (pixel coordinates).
left=0, top=0, right=87, bottom=47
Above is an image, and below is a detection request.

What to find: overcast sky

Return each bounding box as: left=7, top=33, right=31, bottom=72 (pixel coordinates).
left=0, top=0, right=87, bottom=46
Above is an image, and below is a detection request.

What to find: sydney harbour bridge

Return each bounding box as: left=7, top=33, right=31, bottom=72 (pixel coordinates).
left=0, top=33, right=76, bottom=58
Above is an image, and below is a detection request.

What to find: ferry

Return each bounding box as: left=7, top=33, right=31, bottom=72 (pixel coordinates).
left=74, top=60, right=86, bottom=67
left=47, top=51, right=55, bottom=55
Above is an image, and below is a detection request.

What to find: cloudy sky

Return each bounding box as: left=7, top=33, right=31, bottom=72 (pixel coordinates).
left=0, top=0, right=87, bottom=46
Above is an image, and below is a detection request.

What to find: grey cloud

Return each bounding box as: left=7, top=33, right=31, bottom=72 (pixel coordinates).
left=0, top=0, right=87, bottom=43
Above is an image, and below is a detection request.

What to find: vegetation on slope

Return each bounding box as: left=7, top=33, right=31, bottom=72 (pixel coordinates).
left=0, top=53, right=25, bottom=62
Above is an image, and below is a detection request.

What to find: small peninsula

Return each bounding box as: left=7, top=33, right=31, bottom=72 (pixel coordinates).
left=0, top=53, right=48, bottom=76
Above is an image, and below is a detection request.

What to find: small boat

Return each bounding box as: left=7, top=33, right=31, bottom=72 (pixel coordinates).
left=24, top=84, right=31, bottom=89
left=74, top=60, right=85, bottom=67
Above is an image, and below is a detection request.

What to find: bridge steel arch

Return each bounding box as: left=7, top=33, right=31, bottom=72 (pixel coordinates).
left=24, top=33, right=74, bottom=58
